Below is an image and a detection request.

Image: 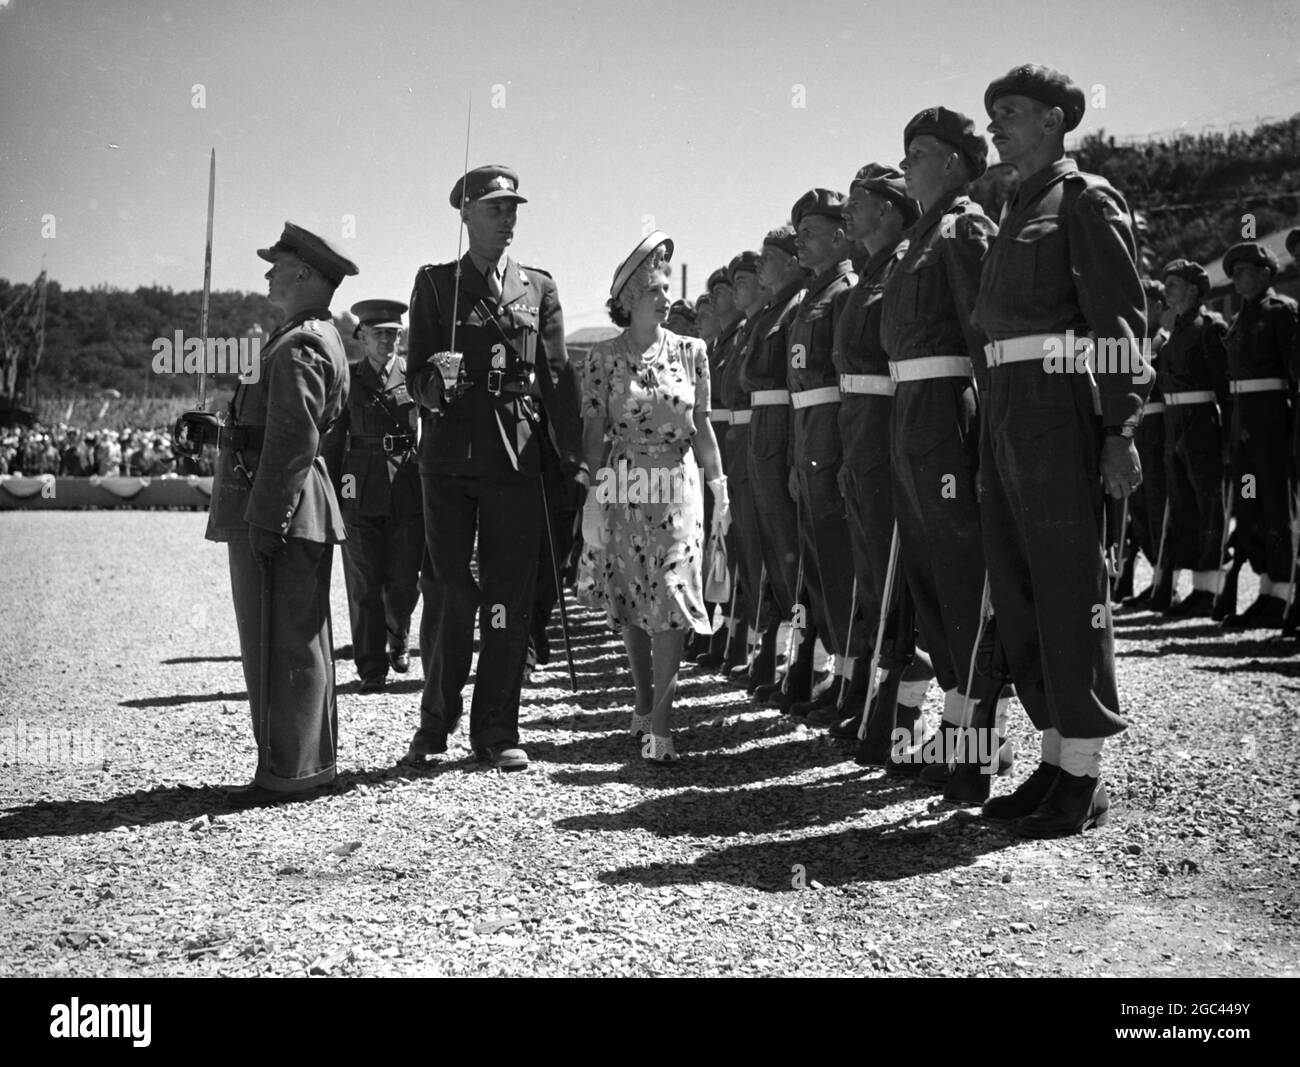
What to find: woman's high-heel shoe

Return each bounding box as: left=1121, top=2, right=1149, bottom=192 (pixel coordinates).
left=629, top=711, right=652, bottom=737
left=641, top=733, right=678, bottom=762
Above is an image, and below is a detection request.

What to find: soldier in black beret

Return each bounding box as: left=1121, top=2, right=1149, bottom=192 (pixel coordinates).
left=829, top=164, right=936, bottom=746
left=402, top=165, right=585, bottom=771
left=738, top=225, right=814, bottom=702
left=327, top=298, right=424, bottom=693
left=1156, top=260, right=1229, bottom=618
left=1218, top=241, right=1299, bottom=629
left=667, top=299, right=698, bottom=337
left=207, top=221, right=356, bottom=798
left=693, top=262, right=748, bottom=667
left=974, top=65, right=1148, bottom=834
left=784, top=188, right=862, bottom=716
left=881, top=109, right=1006, bottom=789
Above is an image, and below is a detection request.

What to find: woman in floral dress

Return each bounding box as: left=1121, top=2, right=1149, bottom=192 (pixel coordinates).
left=576, top=232, right=730, bottom=762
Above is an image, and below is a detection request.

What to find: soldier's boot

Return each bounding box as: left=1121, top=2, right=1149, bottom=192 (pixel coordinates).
left=718, top=620, right=749, bottom=677
left=807, top=659, right=866, bottom=727
left=983, top=761, right=1061, bottom=820
left=1016, top=771, right=1110, bottom=837
left=693, top=622, right=727, bottom=666
left=788, top=663, right=843, bottom=718
left=879, top=704, right=928, bottom=774
left=768, top=635, right=815, bottom=712
left=745, top=623, right=779, bottom=693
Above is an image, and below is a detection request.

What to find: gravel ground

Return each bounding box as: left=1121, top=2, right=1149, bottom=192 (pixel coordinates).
left=0, top=511, right=1296, bottom=978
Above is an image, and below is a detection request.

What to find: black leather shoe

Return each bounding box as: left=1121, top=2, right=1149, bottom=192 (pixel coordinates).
left=944, top=736, right=1014, bottom=804
left=789, top=675, right=841, bottom=717
left=400, top=728, right=448, bottom=767
left=1122, top=585, right=1153, bottom=609
left=359, top=676, right=386, bottom=694
left=1015, top=769, right=1110, bottom=837
left=1223, top=594, right=1285, bottom=630
left=694, top=626, right=728, bottom=667
left=1165, top=590, right=1215, bottom=618
left=389, top=647, right=411, bottom=673
left=752, top=680, right=782, bottom=703
left=745, top=626, right=779, bottom=692
left=983, top=760, right=1060, bottom=820
left=828, top=711, right=864, bottom=740
left=477, top=745, right=528, bottom=772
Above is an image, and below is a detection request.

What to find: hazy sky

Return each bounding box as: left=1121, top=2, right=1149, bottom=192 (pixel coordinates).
left=1, top=0, right=1297, bottom=333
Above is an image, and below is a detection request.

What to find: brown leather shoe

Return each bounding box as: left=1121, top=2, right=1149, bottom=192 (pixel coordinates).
left=1015, top=769, right=1110, bottom=837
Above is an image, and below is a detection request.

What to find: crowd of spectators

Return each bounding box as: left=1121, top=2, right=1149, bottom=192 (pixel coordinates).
left=0, top=423, right=212, bottom=478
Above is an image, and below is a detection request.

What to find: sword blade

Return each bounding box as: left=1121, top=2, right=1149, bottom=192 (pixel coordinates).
left=198, top=148, right=215, bottom=411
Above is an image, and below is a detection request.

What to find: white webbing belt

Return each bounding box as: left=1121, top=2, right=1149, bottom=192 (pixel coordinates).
left=888, top=355, right=973, bottom=382
left=750, top=390, right=790, bottom=406
left=1162, top=390, right=1216, bottom=406
left=789, top=386, right=842, bottom=409
left=1229, top=378, right=1286, bottom=395
left=839, top=373, right=895, bottom=396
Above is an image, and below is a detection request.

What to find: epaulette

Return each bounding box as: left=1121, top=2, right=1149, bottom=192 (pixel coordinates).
left=521, top=265, right=553, bottom=279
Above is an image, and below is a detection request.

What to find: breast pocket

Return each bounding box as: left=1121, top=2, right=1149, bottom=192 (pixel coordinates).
left=1009, top=217, right=1064, bottom=303
left=899, top=245, right=942, bottom=318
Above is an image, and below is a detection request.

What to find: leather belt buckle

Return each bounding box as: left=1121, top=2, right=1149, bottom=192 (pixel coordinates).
left=486, top=369, right=505, bottom=395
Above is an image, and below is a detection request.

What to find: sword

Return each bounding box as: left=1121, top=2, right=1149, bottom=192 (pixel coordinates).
left=198, top=148, right=215, bottom=412
left=538, top=466, right=577, bottom=692
left=448, top=94, right=472, bottom=374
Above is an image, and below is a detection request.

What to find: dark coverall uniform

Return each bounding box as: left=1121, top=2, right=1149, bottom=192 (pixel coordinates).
left=406, top=255, right=582, bottom=753
left=787, top=259, right=860, bottom=659
left=1160, top=306, right=1228, bottom=576
left=737, top=278, right=805, bottom=620
left=1224, top=287, right=1298, bottom=585
left=331, top=355, right=424, bottom=684
left=1129, top=342, right=1167, bottom=579
left=880, top=192, right=995, bottom=704
left=206, top=308, right=349, bottom=791
left=704, top=315, right=747, bottom=633
left=719, top=314, right=767, bottom=634
left=973, top=159, right=1147, bottom=741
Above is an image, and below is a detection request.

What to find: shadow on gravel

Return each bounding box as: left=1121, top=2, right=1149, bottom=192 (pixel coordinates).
left=556, top=771, right=944, bottom=840
left=0, top=764, right=450, bottom=840
left=160, top=655, right=242, bottom=665
left=1123, top=638, right=1296, bottom=660
left=120, top=690, right=248, bottom=708
left=598, top=813, right=1017, bottom=889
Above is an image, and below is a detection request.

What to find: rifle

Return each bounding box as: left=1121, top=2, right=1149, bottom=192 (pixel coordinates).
left=942, top=573, right=1006, bottom=805
left=837, top=577, right=858, bottom=710
left=1211, top=396, right=1243, bottom=620
left=172, top=149, right=220, bottom=457
left=855, top=523, right=906, bottom=766
left=1148, top=496, right=1175, bottom=612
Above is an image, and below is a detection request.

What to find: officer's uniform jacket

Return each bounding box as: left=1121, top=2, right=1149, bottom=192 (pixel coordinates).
left=834, top=240, right=906, bottom=472
left=972, top=159, right=1148, bottom=426
left=787, top=259, right=856, bottom=470
left=205, top=306, right=349, bottom=543
left=1158, top=306, right=1229, bottom=407
left=330, top=355, right=422, bottom=517
left=405, top=254, right=582, bottom=479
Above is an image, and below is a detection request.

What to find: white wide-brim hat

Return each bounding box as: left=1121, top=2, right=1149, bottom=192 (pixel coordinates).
left=610, top=230, right=674, bottom=300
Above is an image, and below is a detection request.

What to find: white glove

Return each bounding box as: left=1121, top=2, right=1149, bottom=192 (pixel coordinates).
left=708, top=476, right=731, bottom=537
left=582, top=494, right=606, bottom=547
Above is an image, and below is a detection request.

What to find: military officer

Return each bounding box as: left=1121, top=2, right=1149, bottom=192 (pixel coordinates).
left=205, top=221, right=355, bottom=797
left=330, top=298, right=424, bottom=693
left=831, top=164, right=936, bottom=746
left=695, top=265, right=747, bottom=667
left=402, top=165, right=584, bottom=771
left=1219, top=241, right=1298, bottom=628
left=881, top=109, right=1006, bottom=788
left=1158, top=260, right=1229, bottom=617
left=975, top=64, right=1148, bottom=835
left=717, top=251, right=771, bottom=682
left=738, top=225, right=815, bottom=704
left=786, top=188, right=861, bottom=717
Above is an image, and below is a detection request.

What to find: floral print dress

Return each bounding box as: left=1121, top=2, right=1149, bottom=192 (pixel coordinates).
left=575, top=329, right=712, bottom=634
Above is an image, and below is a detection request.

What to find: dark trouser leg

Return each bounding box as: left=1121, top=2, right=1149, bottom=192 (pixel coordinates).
left=341, top=514, right=389, bottom=681
left=842, top=459, right=892, bottom=654
left=981, top=369, right=1127, bottom=739
left=726, top=424, right=760, bottom=631
left=229, top=538, right=337, bottom=791
left=418, top=547, right=437, bottom=679
left=1133, top=415, right=1166, bottom=566
left=530, top=456, right=575, bottom=663
left=381, top=511, right=425, bottom=656
left=748, top=408, right=800, bottom=616
left=419, top=473, right=479, bottom=735
left=1166, top=407, right=1224, bottom=572
left=468, top=475, right=542, bottom=751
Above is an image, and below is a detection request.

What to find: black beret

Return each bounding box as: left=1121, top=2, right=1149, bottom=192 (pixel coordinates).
left=668, top=299, right=697, bottom=323
left=791, top=188, right=849, bottom=229
left=903, top=107, right=988, bottom=181
left=763, top=224, right=798, bottom=257
left=728, top=250, right=761, bottom=280
left=850, top=162, right=920, bottom=224
left=1286, top=228, right=1300, bottom=258
left=707, top=267, right=732, bottom=293
left=1223, top=242, right=1279, bottom=276
left=985, top=64, right=1086, bottom=132
left=257, top=221, right=359, bottom=286
left=450, top=165, right=527, bottom=209
left=1160, top=259, right=1210, bottom=295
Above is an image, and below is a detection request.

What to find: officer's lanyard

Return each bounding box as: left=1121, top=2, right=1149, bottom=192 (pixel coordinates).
left=355, top=367, right=407, bottom=429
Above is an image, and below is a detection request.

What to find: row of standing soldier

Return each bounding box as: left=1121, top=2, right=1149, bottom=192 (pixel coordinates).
left=187, top=63, right=1299, bottom=836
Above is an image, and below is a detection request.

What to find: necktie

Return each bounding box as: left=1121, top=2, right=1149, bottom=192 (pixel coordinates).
left=487, top=264, right=502, bottom=300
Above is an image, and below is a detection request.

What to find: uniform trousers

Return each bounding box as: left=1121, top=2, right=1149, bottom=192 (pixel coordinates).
left=1163, top=405, right=1224, bottom=572
left=839, top=394, right=896, bottom=651
left=725, top=422, right=764, bottom=630
left=228, top=538, right=337, bottom=791
left=419, top=471, right=541, bottom=751
left=530, top=453, right=578, bottom=663
left=341, top=511, right=424, bottom=680
left=747, top=407, right=800, bottom=617
left=1130, top=413, right=1167, bottom=566
left=890, top=379, right=990, bottom=697
left=978, top=364, right=1127, bottom=739
left=1229, top=395, right=1293, bottom=582
left=791, top=403, right=860, bottom=657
